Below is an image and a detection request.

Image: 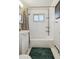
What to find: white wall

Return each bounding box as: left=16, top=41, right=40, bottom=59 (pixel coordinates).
left=54, top=18, right=60, bottom=50
left=28, top=7, right=55, bottom=47
left=49, top=7, right=60, bottom=50
left=49, top=7, right=55, bottom=39
left=51, top=0, right=60, bottom=50
left=28, top=8, right=49, bottom=39
left=28, top=7, right=55, bottom=39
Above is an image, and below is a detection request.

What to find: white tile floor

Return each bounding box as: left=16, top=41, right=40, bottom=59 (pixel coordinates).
left=19, top=55, right=32, bottom=59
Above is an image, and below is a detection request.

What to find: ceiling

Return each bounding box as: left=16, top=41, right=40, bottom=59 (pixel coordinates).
left=20, top=0, right=59, bottom=7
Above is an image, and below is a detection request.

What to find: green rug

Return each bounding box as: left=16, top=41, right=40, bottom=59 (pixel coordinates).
left=29, top=47, right=55, bottom=59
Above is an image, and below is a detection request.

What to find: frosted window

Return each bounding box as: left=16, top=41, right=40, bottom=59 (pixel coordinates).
left=34, top=15, right=39, bottom=21
left=39, top=15, right=44, bottom=21
left=34, top=14, right=44, bottom=22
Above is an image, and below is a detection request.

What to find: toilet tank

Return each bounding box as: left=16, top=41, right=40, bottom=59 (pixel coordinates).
left=19, top=30, right=29, bottom=54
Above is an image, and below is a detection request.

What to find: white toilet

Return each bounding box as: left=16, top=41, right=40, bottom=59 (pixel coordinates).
left=19, top=55, right=32, bottom=59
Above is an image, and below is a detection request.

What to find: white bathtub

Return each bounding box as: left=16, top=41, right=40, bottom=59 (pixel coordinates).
left=30, top=39, right=54, bottom=48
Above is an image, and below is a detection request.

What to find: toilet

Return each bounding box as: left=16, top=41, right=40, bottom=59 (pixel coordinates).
left=19, top=55, right=32, bottom=59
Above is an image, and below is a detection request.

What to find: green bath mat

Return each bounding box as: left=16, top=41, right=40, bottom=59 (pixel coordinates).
left=29, top=47, right=55, bottom=59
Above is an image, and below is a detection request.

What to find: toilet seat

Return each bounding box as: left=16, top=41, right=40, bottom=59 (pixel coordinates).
left=19, top=55, right=31, bottom=59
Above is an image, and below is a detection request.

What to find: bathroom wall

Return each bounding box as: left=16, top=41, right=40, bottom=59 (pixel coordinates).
left=54, top=18, right=60, bottom=50
left=54, top=1, right=60, bottom=50
left=49, top=7, right=55, bottom=40
left=49, top=6, right=60, bottom=50
left=28, top=7, right=55, bottom=48
left=50, top=0, right=60, bottom=50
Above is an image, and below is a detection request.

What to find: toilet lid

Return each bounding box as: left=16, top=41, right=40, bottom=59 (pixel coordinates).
left=19, top=55, right=31, bottom=59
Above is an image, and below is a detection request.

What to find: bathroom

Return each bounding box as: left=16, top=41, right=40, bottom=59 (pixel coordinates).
left=19, top=0, right=60, bottom=59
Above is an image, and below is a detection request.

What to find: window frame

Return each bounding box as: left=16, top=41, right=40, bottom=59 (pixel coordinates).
left=33, top=14, right=45, bottom=22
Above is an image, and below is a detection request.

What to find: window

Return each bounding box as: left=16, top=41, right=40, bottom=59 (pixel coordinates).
left=34, top=14, right=44, bottom=22
left=34, top=15, right=39, bottom=21
left=55, top=1, right=60, bottom=19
